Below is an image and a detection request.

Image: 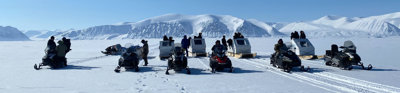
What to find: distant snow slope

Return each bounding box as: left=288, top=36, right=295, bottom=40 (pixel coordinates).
left=57, top=14, right=282, bottom=40
left=24, top=30, right=62, bottom=40
left=279, top=12, right=400, bottom=38
left=0, top=26, right=30, bottom=41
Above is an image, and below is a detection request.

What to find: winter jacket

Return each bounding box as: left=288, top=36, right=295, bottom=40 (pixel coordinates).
left=47, top=39, right=56, bottom=49
left=181, top=38, right=189, bottom=49
left=274, top=43, right=288, bottom=53
left=222, top=38, right=227, bottom=47
left=56, top=40, right=68, bottom=57
left=142, top=42, right=149, bottom=55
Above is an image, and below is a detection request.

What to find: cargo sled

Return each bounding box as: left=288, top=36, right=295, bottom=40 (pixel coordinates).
left=227, top=38, right=256, bottom=58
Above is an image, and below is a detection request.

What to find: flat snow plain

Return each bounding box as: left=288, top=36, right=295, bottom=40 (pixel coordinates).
left=1, top=37, right=400, bottom=93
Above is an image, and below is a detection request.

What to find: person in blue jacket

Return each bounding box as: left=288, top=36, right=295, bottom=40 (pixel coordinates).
left=181, top=35, right=189, bottom=57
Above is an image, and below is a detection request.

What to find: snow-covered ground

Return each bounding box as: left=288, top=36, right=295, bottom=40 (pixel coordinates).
left=1, top=37, right=400, bottom=93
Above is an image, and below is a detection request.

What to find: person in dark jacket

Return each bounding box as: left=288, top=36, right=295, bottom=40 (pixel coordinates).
left=181, top=35, right=189, bottom=57
left=56, top=40, right=68, bottom=66
left=274, top=39, right=288, bottom=57
left=194, top=32, right=202, bottom=38
left=290, top=32, right=294, bottom=40
left=233, top=32, right=239, bottom=39
left=141, top=39, right=149, bottom=66
left=293, top=31, right=300, bottom=39
left=163, top=35, right=169, bottom=41
left=188, top=37, right=192, bottom=47
left=211, top=40, right=226, bottom=56
left=227, top=38, right=233, bottom=48
left=221, top=35, right=227, bottom=48
left=300, top=30, right=306, bottom=39
left=62, top=37, right=71, bottom=53
left=169, top=37, right=174, bottom=46
left=47, top=36, right=57, bottom=54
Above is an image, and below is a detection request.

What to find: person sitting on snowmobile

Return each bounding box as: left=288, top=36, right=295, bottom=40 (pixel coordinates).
left=56, top=40, right=68, bottom=66
left=141, top=39, right=149, bottom=66
left=274, top=39, right=288, bottom=57
left=181, top=35, right=189, bottom=57
left=47, top=36, right=57, bottom=54
left=62, top=37, right=71, bottom=53
left=211, top=40, right=227, bottom=56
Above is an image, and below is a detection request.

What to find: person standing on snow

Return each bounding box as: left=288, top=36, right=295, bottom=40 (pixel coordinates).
left=221, top=35, right=227, bottom=48
left=181, top=35, right=189, bottom=57
left=141, top=39, right=149, bottom=66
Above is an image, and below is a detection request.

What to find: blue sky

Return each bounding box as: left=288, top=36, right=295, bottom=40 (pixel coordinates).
left=0, top=0, right=399, bottom=31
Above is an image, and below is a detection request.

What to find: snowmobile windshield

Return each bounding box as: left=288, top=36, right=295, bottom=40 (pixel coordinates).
left=194, top=40, right=202, bottom=45
left=236, top=40, right=246, bottom=45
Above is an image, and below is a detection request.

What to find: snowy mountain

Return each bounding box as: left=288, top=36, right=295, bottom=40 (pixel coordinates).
left=24, top=30, right=62, bottom=40
left=0, top=26, right=30, bottom=41
left=58, top=14, right=283, bottom=40
left=279, top=13, right=400, bottom=38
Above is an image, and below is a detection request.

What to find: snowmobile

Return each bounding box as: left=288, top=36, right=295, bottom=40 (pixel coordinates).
left=101, top=44, right=125, bottom=55
left=270, top=50, right=309, bottom=72
left=114, top=44, right=143, bottom=73
left=209, top=46, right=233, bottom=73
left=324, top=41, right=372, bottom=70
left=34, top=47, right=67, bottom=70
left=165, top=44, right=191, bottom=75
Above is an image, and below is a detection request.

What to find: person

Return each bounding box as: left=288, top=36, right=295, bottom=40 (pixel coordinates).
left=274, top=39, right=288, bottom=57
left=163, top=35, right=169, bottom=41
left=211, top=40, right=227, bottom=56
left=56, top=40, right=68, bottom=66
left=141, top=39, right=149, bottom=66
left=233, top=32, right=239, bottom=39
left=238, top=32, right=244, bottom=38
left=169, top=36, right=174, bottom=46
left=181, top=35, right=189, bottom=57
left=62, top=37, right=71, bottom=53
left=227, top=38, right=233, bottom=48
left=300, top=30, right=306, bottom=39
left=293, top=31, right=299, bottom=39
left=194, top=32, right=202, bottom=38
left=221, top=35, right=227, bottom=48
left=188, top=37, right=192, bottom=47
left=47, top=36, right=57, bottom=54
left=290, top=32, right=294, bottom=40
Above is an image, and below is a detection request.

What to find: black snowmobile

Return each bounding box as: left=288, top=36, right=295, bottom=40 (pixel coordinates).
left=34, top=47, right=67, bottom=70
left=114, top=45, right=142, bottom=73
left=270, top=50, right=309, bottom=72
left=101, top=44, right=125, bottom=55
left=165, top=44, right=191, bottom=75
left=209, top=47, right=233, bottom=73
left=324, top=41, right=372, bottom=70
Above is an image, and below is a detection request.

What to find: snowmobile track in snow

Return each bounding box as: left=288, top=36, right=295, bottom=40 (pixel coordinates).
left=301, top=60, right=400, bottom=93
left=238, top=58, right=400, bottom=93
left=68, top=55, right=111, bottom=65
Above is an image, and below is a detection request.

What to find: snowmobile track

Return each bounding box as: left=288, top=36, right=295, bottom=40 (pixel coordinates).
left=301, top=60, right=400, bottom=93
left=68, top=55, right=111, bottom=65
left=243, top=59, right=400, bottom=93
